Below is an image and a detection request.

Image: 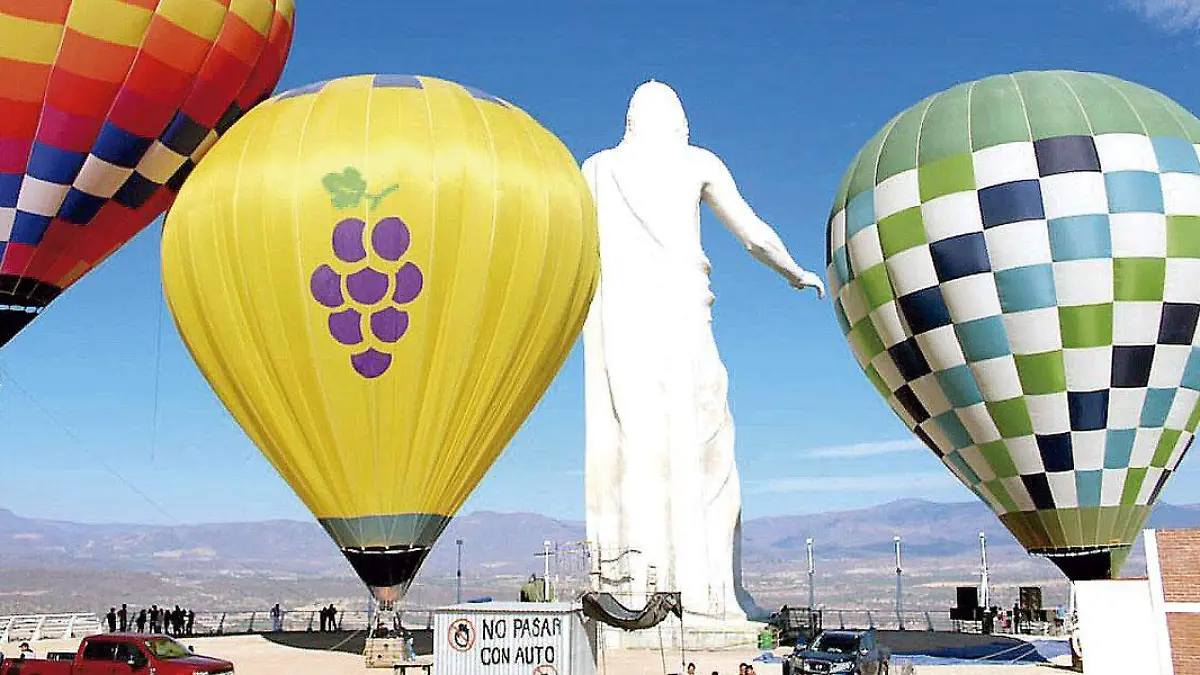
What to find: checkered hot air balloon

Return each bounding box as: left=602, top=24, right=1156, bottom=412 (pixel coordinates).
left=0, top=0, right=295, bottom=347
left=826, top=70, right=1200, bottom=581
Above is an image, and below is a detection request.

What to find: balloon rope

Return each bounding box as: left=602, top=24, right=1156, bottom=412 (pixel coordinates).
left=150, top=241, right=167, bottom=463
left=0, top=360, right=387, bottom=652
left=0, top=361, right=177, bottom=524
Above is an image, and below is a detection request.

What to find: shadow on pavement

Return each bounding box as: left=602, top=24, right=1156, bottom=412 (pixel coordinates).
left=876, top=630, right=1066, bottom=663
left=259, top=630, right=434, bottom=656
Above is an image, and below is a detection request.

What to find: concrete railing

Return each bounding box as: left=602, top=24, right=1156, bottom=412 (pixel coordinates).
left=816, top=608, right=1064, bottom=636
left=187, top=609, right=435, bottom=636
left=1, top=608, right=441, bottom=642
left=0, top=614, right=104, bottom=643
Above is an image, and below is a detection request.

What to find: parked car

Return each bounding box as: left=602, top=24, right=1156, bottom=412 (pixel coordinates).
left=0, top=633, right=233, bottom=675
left=782, top=628, right=890, bottom=675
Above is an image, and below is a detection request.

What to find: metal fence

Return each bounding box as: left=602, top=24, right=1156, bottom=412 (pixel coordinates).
left=6, top=605, right=1064, bottom=642
left=814, top=608, right=1065, bottom=637
left=0, top=614, right=104, bottom=643
left=171, top=608, right=438, bottom=636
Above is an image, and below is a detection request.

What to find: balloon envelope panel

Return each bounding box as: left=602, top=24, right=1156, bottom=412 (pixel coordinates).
left=826, top=71, right=1200, bottom=580
left=161, top=74, right=599, bottom=606
left=0, top=0, right=295, bottom=347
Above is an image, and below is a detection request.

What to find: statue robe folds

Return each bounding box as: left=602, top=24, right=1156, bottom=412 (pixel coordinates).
left=582, top=81, right=821, bottom=624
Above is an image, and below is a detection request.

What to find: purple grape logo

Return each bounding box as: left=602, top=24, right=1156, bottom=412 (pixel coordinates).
left=310, top=168, right=423, bottom=379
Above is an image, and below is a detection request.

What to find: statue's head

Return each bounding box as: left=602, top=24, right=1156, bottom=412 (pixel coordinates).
left=623, top=80, right=689, bottom=145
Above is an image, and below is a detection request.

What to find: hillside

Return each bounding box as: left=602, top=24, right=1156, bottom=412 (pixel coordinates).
left=1, top=500, right=1196, bottom=614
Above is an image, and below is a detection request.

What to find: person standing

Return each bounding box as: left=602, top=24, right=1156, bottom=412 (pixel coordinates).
left=136, top=609, right=147, bottom=633
left=106, top=607, right=117, bottom=632
left=186, top=610, right=195, bottom=637
left=328, top=604, right=338, bottom=631
left=118, top=604, right=128, bottom=632
left=271, top=604, right=282, bottom=632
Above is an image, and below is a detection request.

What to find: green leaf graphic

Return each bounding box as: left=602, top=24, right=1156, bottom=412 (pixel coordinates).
left=322, top=167, right=368, bottom=209
left=366, top=183, right=399, bottom=210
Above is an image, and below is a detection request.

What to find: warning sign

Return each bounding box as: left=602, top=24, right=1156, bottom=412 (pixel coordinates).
left=448, top=618, right=475, bottom=652
left=434, top=606, right=593, bottom=675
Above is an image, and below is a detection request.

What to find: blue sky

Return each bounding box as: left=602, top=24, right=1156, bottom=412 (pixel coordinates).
left=3, top=0, right=1200, bottom=525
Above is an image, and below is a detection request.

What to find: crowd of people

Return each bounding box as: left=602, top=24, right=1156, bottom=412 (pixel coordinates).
left=318, top=604, right=341, bottom=631
left=102, top=603, right=347, bottom=636
left=269, top=603, right=342, bottom=632
left=104, top=604, right=196, bottom=636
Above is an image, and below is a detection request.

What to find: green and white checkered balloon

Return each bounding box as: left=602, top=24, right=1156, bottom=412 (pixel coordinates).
left=826, top=71, right=1200, bottom=581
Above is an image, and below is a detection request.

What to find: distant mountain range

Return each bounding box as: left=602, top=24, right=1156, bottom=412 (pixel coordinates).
left=3, top=498, right=1199, bottom=578
left=5, top=499, right=1200, bottom=614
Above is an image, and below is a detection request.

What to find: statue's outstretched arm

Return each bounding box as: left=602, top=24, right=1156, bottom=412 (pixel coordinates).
left=698, top=149, right=824, bottom=298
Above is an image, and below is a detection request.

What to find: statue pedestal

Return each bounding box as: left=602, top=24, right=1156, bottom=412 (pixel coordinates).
left=599, top=618, right=766, bottom=651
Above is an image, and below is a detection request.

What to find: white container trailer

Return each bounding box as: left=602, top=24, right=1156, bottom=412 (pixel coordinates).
left=433, top=602, right=597, bottom=675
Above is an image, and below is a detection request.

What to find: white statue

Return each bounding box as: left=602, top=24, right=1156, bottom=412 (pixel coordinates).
left=582, top=80, right=824, bottom=625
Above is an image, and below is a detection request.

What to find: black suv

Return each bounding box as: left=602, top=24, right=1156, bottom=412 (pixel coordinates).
left=782, top=628, right=890, bottom=675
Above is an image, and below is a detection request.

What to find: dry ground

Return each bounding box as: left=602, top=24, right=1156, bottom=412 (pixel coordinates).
left=9, top=635, right=1074, bottom=675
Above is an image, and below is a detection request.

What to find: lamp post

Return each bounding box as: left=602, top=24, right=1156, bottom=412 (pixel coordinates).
left=894, top=536, right=904, bottom=630
left=456, top=539, right=464, bottom=605
left=979, top=532, right=989, bottom=611
left=543, top=541, right=552, bottom=601
left=806, top=537, right=815, bottom=610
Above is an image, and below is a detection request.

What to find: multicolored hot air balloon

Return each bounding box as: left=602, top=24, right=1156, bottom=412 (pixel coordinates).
left=0, top=0, right=295, bottom=347
left=161, top=75, right=599, bottom=608
left=827, top=71, right=1200, bottom=581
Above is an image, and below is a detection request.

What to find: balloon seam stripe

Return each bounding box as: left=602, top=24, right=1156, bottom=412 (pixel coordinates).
left=1143, top=82, right=1194, bottom=139
left=1087, top=74, right=1154, bottom=550
left=437, top=82, right=502, bottom=514
left=1051, top=71, right=1098, bottom=137
left=16, top=1, right=225, bottom=290
left=6, top=8, right=72, bottom=296
left=406, top=78, right=440, bottom=531
left=1092, top=75, right=1151, bottom=139
left=958, top=76, right=1006, bottom=484
left=1005, top=73, right=1036, bottom=143
left=440, top=83, right=508, bottom=513
left=287, top=84, right=350, bottom=527
left=363, top=76, right=383, bottom=549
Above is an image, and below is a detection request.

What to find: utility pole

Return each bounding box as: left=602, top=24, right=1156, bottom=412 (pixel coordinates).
left=979, top=532, right=989, bottom=610
left=543, top=541, right=552, bottom=601
left=456, top=539, right=464, bottom=605
left=894, top=536, right=904, bottom=630
left=806, top=537, right=815, bottom=610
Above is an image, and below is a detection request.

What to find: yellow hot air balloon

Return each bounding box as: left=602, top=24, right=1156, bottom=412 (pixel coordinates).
left=161, top=74, right=599, bottom=608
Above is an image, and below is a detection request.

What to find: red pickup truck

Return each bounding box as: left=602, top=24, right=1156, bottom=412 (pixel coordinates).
left=0, top=634, right=233, bottom=675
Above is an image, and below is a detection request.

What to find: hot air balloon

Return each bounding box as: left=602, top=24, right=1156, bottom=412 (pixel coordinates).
left=826, top=71, right=1200, bottom=581
left=0, top=0, right=295, bottom=347
left=161, top=74, right=599, bottom=608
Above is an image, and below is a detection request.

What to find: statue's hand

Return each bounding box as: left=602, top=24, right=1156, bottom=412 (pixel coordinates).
left=792, top=270, right=826, bottom=299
